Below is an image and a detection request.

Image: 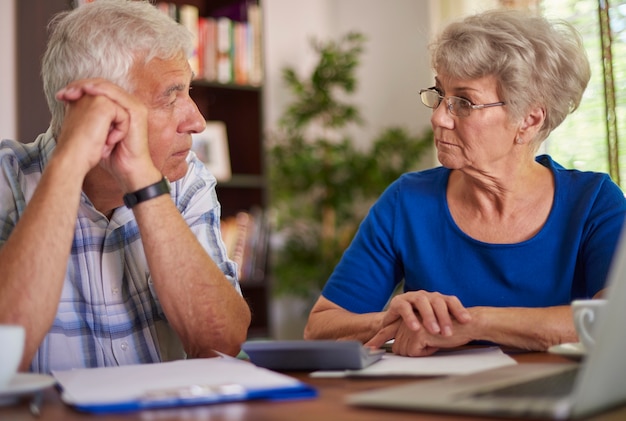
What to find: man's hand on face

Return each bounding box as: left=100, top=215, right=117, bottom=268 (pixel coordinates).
left=56, top=78, right=159, bottom=191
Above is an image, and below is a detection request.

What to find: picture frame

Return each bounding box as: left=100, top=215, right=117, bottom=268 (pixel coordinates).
left=191, top=121, right=232, bottom=182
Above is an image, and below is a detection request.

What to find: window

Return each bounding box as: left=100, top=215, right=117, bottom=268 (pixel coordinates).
left=541, top=0, right=625, bottom=186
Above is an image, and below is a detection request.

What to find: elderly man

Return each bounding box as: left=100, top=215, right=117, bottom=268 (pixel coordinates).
left=0, top=0, right=250, bottom=373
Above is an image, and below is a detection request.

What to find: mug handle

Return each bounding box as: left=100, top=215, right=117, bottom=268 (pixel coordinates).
left=575, top=307, right=596, bottom=349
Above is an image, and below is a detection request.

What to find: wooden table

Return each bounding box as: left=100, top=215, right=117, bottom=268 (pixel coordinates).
left=3, top=349, right=626, bottom=421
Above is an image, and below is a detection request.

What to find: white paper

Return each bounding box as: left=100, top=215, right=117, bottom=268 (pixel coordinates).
left=53, top=357, right=303, bottom=405
left=310, top=346, right=516, bottom=378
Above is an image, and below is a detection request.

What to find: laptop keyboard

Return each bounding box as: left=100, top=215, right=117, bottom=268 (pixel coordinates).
left=474, top=367, right=579, bottom=399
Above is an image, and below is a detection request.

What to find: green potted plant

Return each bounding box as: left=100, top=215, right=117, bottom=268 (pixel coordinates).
left=268, top=31, right=433, bottom=303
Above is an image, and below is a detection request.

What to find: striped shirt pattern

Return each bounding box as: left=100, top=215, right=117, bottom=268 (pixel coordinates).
left=0, top=130, right=240, bottom=373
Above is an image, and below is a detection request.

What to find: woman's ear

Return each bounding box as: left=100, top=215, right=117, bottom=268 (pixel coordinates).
left=518, top=106, right=546, bottom=141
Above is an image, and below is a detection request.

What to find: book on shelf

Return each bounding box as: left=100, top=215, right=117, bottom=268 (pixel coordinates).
left=246, top=2, right=263, bottom=86
left=220, top=207, right=268, bottom=282
left=216, top=16, right=234, bottom=83
left=155, top=2, right=178, bottom=20
left=198, top=17, right=218, bottom=82
left=156, top=1, right=263, bottom=87
left=178, top=4, right=200, bottom=77
left=233, top=21, right=248, bottom=85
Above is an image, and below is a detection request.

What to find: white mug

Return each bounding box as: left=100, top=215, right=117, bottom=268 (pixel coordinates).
left=572, top=299, right=607, bottom=352
left=0, top=324, right=25, bottom=389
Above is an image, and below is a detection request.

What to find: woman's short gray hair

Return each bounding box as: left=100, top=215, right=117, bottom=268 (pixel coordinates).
left=42, top=0, right=193, bottom=136
left=430, top=9, right=590, bottom=143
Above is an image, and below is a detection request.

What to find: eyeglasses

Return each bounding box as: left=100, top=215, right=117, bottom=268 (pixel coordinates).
left=419, top=87, right=505, bottom=117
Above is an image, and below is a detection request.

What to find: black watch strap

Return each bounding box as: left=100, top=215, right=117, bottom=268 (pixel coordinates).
left=123, top=176, right=171, bottom=208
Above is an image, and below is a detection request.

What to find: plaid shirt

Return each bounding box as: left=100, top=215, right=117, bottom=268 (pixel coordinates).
left=0, top=130, right=240, bottom=373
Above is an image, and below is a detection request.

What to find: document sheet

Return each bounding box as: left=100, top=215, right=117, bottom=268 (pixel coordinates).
left=310, top=346, right=517, bottom=378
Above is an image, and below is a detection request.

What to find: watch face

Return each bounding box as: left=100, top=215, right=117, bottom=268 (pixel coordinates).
left=123, top=191, right=138, bottom=208
left=123, top=194, right=137, bottom=208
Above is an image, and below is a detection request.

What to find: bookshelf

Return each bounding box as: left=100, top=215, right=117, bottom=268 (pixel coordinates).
left=16, top=0, right=270, bottom=338
left=173, top=0, right=269, bottom=339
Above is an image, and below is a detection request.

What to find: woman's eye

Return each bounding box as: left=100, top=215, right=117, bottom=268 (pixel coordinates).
left=458, top=99, right=472, bottom=109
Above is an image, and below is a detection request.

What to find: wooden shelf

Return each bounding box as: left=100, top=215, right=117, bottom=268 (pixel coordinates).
left=193, top=79, right=262, bottom=91
left=219, top=174, right=266, bottom=188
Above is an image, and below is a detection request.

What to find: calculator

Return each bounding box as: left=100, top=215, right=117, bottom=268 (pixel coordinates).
left=242, top=340, right=385, bottom=371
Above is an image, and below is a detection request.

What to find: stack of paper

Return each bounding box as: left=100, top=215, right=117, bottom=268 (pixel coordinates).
left=53, top=356, right=316, bottom=414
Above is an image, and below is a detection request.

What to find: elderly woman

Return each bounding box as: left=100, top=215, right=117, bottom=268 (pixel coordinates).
left=304, top=9, right=626, bottom=356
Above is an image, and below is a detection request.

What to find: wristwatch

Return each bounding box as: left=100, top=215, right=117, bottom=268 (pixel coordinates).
left=123, top=176, right=171, bottom=208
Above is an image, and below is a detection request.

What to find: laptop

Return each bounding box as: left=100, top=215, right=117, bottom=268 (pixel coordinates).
left=347, top=226, right=626, bottom=419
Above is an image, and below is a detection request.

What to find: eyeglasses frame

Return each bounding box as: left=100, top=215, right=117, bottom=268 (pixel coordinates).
left=419, top=87, right=505, bottom=117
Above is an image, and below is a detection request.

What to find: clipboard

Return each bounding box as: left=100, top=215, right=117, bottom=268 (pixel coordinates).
left=52, top=356, right=317, bottom=414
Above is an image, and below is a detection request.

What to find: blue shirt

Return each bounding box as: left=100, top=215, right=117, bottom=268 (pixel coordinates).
left=322, top=156, right=626, bottom=313
left=0, top=131, right=240, bottom=373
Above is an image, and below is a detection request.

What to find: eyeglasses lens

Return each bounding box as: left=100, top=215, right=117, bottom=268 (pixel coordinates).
left=420, top=90, right=441, bottom=109
left=450, top=98, right=471, bottom=116
left=420, top=89, right=473, bottom=117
